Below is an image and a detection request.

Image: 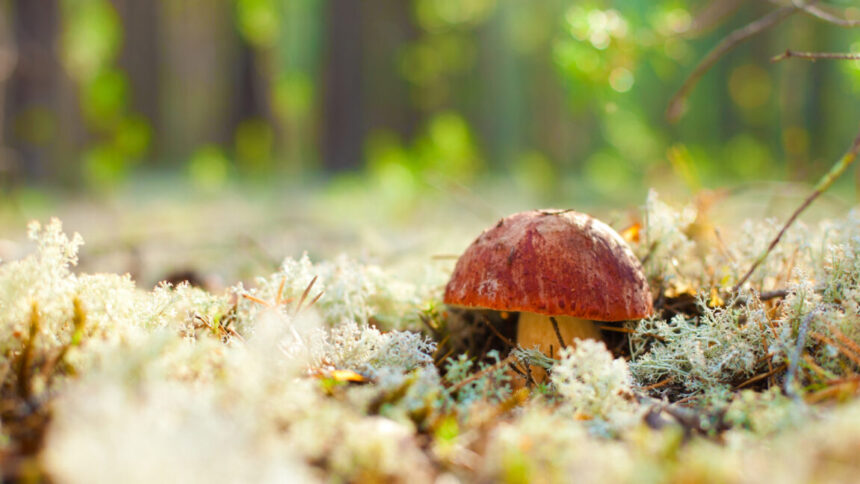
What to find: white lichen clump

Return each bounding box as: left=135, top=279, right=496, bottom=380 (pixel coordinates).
left=44, top=380, right=316, bottom=484
left=630, top=194, right=860, bottom=398
left=630, top=295, right=776, bottom=395
left=0, top=219, right=442, bottom=483
left=639, top=190, right=699, bottom=286
left=551, top=340, right=641, bottom=430
left=233, top=253, right=437, bottom=333
left=481, top=409, right=633, bottom=483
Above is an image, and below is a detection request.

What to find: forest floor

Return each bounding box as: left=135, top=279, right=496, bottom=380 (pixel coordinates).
left=0, top=180, right=858, bottom=483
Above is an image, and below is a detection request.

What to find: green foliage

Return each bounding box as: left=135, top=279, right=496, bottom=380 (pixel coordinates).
left=235, top=0, right=280, bottom=48
left=60, top=0, right=122, bottom=81
left=3, top=0, right=845, bottom=196
left=188, top=145, right=231, bottom=192
left=234, top=118, right=275, bottom=174
left=58, top=0, right=150, bottom=189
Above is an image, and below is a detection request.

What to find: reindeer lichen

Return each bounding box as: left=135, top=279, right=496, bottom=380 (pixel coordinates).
left=2, top=196, right=860, bottom=483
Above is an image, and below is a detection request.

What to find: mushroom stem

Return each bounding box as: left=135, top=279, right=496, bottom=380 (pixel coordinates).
left=517, top=312, right=602, bottom=354
left=516, top=312, right=602, bottom=382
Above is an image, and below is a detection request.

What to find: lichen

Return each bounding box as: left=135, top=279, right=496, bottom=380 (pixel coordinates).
left=630, top=293, right=778, bottom=396
left=1, top=195, right=859, bottom=482
left=551, top=340, right=642, bottom=432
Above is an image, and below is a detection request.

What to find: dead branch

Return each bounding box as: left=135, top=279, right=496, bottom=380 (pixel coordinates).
left=772, top=49, right=860, bottom=62
left=666, top=3, right=804, bottom=122
left=790, top=1, right=860, bottom=27
left=734, top=364, right=787, bottom=390
left=810, top=331, right=860, bottom=367
left=686, top=0, right=750, bottom=37
left=733, top=124, right=860, bottom=291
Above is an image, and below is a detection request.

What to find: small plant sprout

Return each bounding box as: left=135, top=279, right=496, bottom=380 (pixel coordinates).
left=444, top=210, right=653, bottom=377
left=241, top=274, right=323, bottom=315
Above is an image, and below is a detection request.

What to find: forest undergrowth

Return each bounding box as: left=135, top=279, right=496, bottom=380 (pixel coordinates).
left=1, top=189, right=859, bottom=483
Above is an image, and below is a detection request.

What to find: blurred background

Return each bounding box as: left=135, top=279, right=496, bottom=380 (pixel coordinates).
left=0, top=0, right=857, bottom=284
left=1, top=0, right=859, bottom=193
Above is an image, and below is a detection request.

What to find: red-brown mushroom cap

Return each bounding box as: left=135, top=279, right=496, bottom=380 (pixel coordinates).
left=444, top=210, right=653, bottom=321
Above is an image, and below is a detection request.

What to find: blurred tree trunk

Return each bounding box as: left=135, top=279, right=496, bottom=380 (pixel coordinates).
left=533, top=47, right=576, bottom=169
left=269, top=0, right=325, bottom=175
left=0, top=1, right=17, bottom=186
left=113, top=0, right=160, bottom=158
left=361, top=0, right=418, bottom=141
left=478, top=1, right=522, bottom=170
left=231, top=40, right=266, bottom=142
left=777, top=15, right=812, bottom=180
left=157, top=0, right=239, bottom=164
left=321, top=0, right=363, bottom=171
left=5, top=0, right=60, bottom=181
left=390, top=0, right=420, bottom=140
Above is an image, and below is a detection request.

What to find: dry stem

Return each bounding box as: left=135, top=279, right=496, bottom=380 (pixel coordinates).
left=734, top=124, right=860, bottom=291
left=772, top=50, right=860, bottom=62
left=666, top=3, right=805, bottom=122
left=734, top=364, right=787, bottom=390
left=787, top=1, right=860, bottom=27
left=810, top=331, right=860, bottom=367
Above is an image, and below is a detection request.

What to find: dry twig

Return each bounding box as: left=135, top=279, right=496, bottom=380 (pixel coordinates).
left=735, top=364, right=787, bottom=390
left=810, top=331, right=860, bottom=367
left=733, top=125, right=860, bottom=291
left=772, top=50, right=860, bottom=62
left=787, top=1, right=860, bottom=27
left=828, top=323, right=860, bottom=360
left=784, top=309, right=819, bottom=395
left=806, top=380, right=860, bottom=403
left=17, top=303, right=40, bottom=400
left=686, top=0, right=749, bottom=36
left=642, top=376, right=675, bottom=391
left=666, top=3, right=805, bottom=122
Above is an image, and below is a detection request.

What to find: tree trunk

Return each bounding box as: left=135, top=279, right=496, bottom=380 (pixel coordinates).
left=321, top=0, right=363, bottom=171
left=113, top=0, right=160, bottom=158
left=5, top=0, right=60, bottom=181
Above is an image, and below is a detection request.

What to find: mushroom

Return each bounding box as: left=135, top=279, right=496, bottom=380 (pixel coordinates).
left=444, top=209, right=652, bottom=373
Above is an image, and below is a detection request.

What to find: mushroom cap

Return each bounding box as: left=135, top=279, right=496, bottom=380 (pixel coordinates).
left=444, top=210, right=653, bottom=321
